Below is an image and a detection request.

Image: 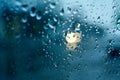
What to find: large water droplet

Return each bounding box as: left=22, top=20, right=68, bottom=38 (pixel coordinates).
left=112, top=6, right=116, bottom=10
left=67, top=7, right=71, bottom=13
left=21, top=4, right=28, bottom=12
left=48, top=23, right=54, bottom=29
left=53, top=17, right=57, bottom=22
left=36, top=10, right=42, bottom=20
left=60, top=8, right=64, bottom=16
left=49, top=2, right=56, bottom=9
left=30, top=7, right=36, bottom=17
left=117, top=18, right=120, bottom=24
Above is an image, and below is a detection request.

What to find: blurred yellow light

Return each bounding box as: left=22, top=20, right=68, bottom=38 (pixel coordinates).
left=66, top=32, right=81, bottom=43
left=66, top=32, right=81, bottom=50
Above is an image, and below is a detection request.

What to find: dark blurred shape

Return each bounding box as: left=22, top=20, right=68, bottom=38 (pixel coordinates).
left=107, top=46, right=120, bottom=57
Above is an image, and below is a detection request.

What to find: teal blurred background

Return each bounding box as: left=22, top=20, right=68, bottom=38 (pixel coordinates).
left=0, top=0, right=120, bottom=80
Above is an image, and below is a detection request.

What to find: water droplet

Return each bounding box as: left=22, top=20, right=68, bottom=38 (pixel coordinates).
left=79, top=5, right=82, bottom=8
left=84, top=16, right=88, bottom=21
left=67, top=7, right=71, bottom=13
left=30, top=7, right=36, bottom=17
left=21, top=4, right=28, bottom=12
left=73, top=9, right=78, bottom=14
left=60, top=8, right=64, bottom=16
left=48, top=23, right=54, bottom=29
left=97, top=16, right=100, bottom=19
left=36, top=11, right=42, bottom=20
left=15, top=1, right=22, bottom=6
left=117, top=18, right=120, bottom=23
left=53, top=17, right=57, bottom=22
left=75, top=27, right=80, bottom=31
left=53, top=63, right=58, bottom=68
left=47, top=20, right=56, bottom=30
left=49, top=2, right=56, bottom=9
left=75, top=23, right=81, bottom=31
left=112, top=6, right=116, bottom=10
left=21, top=16, right=27, bottom=23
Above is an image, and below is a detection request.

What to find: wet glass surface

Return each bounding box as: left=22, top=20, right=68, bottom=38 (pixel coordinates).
left=0, top=0, right=120, bottom=80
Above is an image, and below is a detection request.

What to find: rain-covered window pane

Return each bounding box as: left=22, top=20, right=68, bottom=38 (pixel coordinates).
left=0, top=0, right=120, bottom=80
